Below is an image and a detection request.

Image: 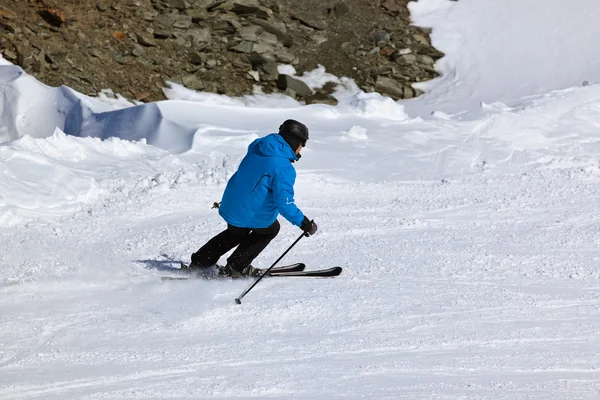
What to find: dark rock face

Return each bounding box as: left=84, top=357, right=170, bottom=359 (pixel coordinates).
left=0, top=0, right=444, bottom=104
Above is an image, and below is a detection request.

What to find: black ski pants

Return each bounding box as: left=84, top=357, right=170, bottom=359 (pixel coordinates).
left=191, top=220, right=280, bottom=270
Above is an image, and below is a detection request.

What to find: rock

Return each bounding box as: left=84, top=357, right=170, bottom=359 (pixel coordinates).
left=0, top=6, right=18, bottom=19
left=188, top=28, right=211, bottom=45
left=276, top=74, right=312, bottom=97
left=380, top=46, right=395, bottom=57
left=248, top=51, right=273, bottom=66
left=230, top=0, right=260, bottom=15
left=402, top=86, right=417, bottom=99
left=249, top=17, right=293, bottom=47
left=182, top=74, right=205, bottom=90
left=186, top=64, right=200, bottom=72
left=375, top=76, right=407, bottom=99
left=229, top=41, right=253, bottom=53
left=253, top=7, right=274, bottom=20
left=240, top=26, right=262, bottom=42
left=214, top=15, right=240, bottom=35
left=173, top=16, right=193, bottom=29
left=131, top=44, right=146, bottom=57
left=413, top=43, right=444, bottom=60
left=0, top=21, right=19, bottom=34
left=273, top=49, right=297, bottom=64
left=305, top=92, right=338, bottom=106
left=154, top=29, right=172, bottom=39
left=416, top=26, right=432, bottom=35
left=155, top=13, right=177, bottom=28
left=232, top=57, right=250, bottom=69
left=258, top=32, right=278, bottom=46
left=164, top=0, right=190, bottom=10
left=381, top=0, right=404, bottom=15
left=135, top=91, right=151, bottom=101
left=36, top=3, right=66, bottom=27
left=142, top=12, right=156, bottom=22
left=247, top=70, right=260, bottom=81
left=417, top=54, right=435, bottom=65
left=112, top=53, right=127, bottom=65
left=253, top=42, right=275, bottom=54
left=371, top=66, right=394, bottom=77
left=412, top=33, right=429, bottom=45
left=3, top=49, right=17, bottom=61
left=174, top=35, right=190, bottom=47
left=284, top=88, right=296, bottom=98
left=136, top=33, right=157, bottom=47
left=206, top=1, right=228, bottom=12
left=3, top=0, right=441, bottom=105
left=331, top=1, right=350, bottom=19
left=44, top=52, right=56, bottom=64
left=375, top=30, right=390, bottom=46
left=187, top=8, right=207, bottom=23
left=291, top=12, right=327, bottom=31
left=258, top=61, right=278, bottom=81
left=394, top=53, right=416, bottom=65
left=189, top=51, right=207, bottom=65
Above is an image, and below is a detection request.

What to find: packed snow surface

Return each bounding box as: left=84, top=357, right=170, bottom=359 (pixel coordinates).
left=2, top=0, right=600, bottom=399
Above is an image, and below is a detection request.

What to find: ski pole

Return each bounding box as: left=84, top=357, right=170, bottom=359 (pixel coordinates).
left=235, top=231, right=306, bottom=304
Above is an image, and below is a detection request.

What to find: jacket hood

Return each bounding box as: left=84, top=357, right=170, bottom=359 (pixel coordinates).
left=252, top=133, right=299, bottom=161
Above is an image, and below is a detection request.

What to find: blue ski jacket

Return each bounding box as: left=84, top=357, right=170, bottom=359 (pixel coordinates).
left=218, top=133, right=305, bottom=228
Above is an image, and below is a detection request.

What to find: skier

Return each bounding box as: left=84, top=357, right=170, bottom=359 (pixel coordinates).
left=189, top=119, right=318, bottom=278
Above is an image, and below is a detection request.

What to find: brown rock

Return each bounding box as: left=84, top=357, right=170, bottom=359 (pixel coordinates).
left=182, top=74, right=205, bottom=90
left=291, top=12, right=327, bottom=31
left=135, top=91, right=151, bottom=101
left=36, top=1, right=66, bottom=28
left=249, top=17, right=293, bottom=47
left=154, top=29, right=172, bottom=39
left=164, top=0, right=190, bottom=10
left=206, top=1, right=228, bottom=12
left=229, top=41, right=253, bottom=53
left=230, top=0, right=260, bottom=15
left=257, top=61, right=278, bottom=81
left=112, top=31, right=127, bottom=42
left=187, top=9, right=207, bottom=23
left=381, top=0, right=403, bottom=15
left=136, top=33, right=157, bottom=47
left=305, top=92, right=338, bottom=106
left=3, top=49, right=17, bottom=61
left=173, top=16, right=193, bottom=30
left=331, top=2, right=350, bottom=19
left=0, top=6, right=17, bottom=19
left=375, top=75, right=405, bottom=99
left=277, top=74, right=312, bottom=97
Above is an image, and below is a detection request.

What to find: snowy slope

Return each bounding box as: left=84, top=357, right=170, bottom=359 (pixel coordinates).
left=2, top=0, right=600, bottom=399
left=407, top=0, right=600, bottom=116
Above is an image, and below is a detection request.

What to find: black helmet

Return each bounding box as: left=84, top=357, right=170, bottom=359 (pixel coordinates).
left=278, top=119, right=309, bottom=145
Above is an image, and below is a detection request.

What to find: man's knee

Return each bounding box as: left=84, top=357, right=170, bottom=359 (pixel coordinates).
left=267, top=220, right=280, bottom=237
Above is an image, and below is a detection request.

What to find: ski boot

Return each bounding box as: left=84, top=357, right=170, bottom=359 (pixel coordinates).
left=218, top=263, right=262, bottom=278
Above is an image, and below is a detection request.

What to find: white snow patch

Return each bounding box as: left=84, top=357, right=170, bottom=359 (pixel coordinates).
left=342, top=125, right=369, bottom=141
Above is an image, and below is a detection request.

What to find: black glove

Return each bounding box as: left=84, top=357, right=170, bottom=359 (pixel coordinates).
left=301, top=216, right=318, bottom=236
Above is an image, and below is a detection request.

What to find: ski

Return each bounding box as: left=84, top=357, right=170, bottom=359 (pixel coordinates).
left=268, top=266, right=342, bottom=278
left=161, top=263, right=306, bottom=281
left=259, top=263, right=306, bottom=274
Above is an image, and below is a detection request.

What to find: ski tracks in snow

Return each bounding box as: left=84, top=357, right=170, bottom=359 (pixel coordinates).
left=2, top=163, right=600, bottom=398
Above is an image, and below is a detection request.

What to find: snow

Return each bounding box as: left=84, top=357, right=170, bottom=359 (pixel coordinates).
left=406, top=0, right=600, bottom=117
left=2, top=1, right=600, bottom=398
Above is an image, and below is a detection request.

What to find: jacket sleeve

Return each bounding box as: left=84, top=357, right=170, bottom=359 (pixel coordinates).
left=272, top=165, right=304, bottom=227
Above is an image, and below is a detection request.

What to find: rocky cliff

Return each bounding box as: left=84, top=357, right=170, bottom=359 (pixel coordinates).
left=0, top=0, right=444, bottom=104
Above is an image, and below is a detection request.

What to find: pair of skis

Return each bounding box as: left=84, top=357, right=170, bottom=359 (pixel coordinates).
left=161, top=263, right=342, bottom=281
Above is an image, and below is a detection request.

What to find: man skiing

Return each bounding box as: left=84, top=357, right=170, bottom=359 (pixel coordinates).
left=189, top=119, right=318, bottom=278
